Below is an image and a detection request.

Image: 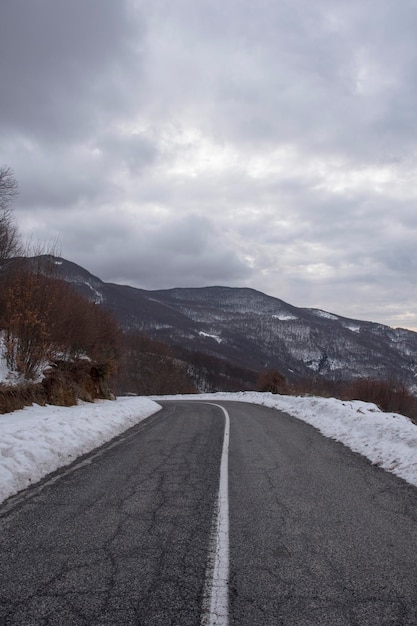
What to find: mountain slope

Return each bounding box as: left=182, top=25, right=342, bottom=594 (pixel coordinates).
left=34, top=256, right=417, bottom=389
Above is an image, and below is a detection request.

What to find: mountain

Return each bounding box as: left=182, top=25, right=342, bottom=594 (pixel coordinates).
left=30, top=256, right=417, bottom=390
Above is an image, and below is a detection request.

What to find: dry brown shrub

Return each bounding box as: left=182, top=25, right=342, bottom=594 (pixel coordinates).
left=344, top=378, right=417, bottom=423
left=118, top=331, right=195, bottom=395
left=0, top=359, right=117, bottom=414
left=1, top=265, right=121, bottom=385
left=0, top=382, right=46, bottom=414
left=257, top=368, right=289, bottom=394
left=290, top=375, right=417, bottom=424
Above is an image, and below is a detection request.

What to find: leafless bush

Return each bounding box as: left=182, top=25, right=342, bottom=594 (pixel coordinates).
left=257, top=368, right=289, bottom=394
left=173, top=346, right=257, bottom=392
left=1, top=265, right=121, bottom=382
left=0, top=382, right=45, bottom=414
left=2, top=269, right=56, bottom=378
left=343, top=378, right=417, bottom=423
left=290, top=375, right=417, bottom=424
left=291, top=376, right=345, bottom=398
left=0, top=358, right=117, bottom=413
left=118, top=331, right=195, bottom=395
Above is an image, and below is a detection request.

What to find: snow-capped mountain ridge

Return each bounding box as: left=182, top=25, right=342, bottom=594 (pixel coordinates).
left=32, top=256, right=417, bottom=388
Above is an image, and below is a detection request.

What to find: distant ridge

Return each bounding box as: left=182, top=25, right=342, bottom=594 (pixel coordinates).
left=25, top=255, right=417, bottom=390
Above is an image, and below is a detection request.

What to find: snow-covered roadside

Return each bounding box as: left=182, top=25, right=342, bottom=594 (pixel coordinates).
left=0, top=397, right=161, bottom=504
left=155, top=392, right=417, bottom=488
left=1, top=391, right=416, bottom=507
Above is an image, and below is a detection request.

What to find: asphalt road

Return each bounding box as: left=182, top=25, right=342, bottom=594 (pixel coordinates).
left=0, top=400, right=417, bottom=625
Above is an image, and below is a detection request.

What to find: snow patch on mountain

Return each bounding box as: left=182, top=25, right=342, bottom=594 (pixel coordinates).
left=311, top=309, right=339, bottom=320
left=28, top=256, right=417, bottom=389
left=198, top=331, right=223, bottom=343
left=344, top=324, right=361, bottom=333
left=272, top=313, right=297, bottom=321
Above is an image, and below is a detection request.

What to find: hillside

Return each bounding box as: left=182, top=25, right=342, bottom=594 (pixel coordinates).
left=29, top=255, right=417, bottom=391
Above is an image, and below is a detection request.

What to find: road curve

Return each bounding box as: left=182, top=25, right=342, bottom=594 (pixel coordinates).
left=0, top=400, right=416, bottom=625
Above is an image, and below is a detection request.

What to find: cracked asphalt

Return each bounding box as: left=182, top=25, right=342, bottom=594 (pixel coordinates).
left=1, top=400, right=417, bottom=625
left=227, top=401, right=417, bottom=626
left=0, top=403, right=223, bottom=625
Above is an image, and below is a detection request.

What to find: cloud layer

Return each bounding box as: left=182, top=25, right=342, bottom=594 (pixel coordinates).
left=2, top=0, right=417, bottom=328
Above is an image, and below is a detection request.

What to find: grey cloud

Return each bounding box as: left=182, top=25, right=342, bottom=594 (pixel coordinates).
left=141, top=0, right=417, bottom=163
left=3, top=0, right=417, bottom=330
left=0, top=0, right=142, bottom=142
left=14, top=145, right=113, bottom=211
left=97, top=132, right=159, bottom=175
left=21, top=207, right=252, bottom=289
left=11, top=128, right=158, bottom=213
left=97, top=214, right=252, bottom=289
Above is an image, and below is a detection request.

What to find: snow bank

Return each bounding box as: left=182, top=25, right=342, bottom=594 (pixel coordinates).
left=155, top=392, right=417, bottom=488
left=0, top=397, right=161, bottom=504
left=1, top=391, right=416, bottom=506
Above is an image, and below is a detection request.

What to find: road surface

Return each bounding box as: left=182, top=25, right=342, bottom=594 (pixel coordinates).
left=0, top=400, right=416, bottom=625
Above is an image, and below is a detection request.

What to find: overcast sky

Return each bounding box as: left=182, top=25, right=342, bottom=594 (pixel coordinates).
left=2, top=0, right=417, bottom=329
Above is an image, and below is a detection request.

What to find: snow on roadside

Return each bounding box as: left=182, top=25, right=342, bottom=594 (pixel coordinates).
left=248, top=393, right=417, bottom=486
left=155, top=392, right=417, bottom=488
left=0, top=397, right=161, bottom=504
left=1, top=390, right=416, bottom=507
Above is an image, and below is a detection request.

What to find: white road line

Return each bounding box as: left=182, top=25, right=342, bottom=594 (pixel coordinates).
left=201, top=403, right=230, bottom=626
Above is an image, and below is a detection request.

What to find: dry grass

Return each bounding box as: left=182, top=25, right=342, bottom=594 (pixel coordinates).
left=291, top=376, right=417, bottom=425
left=0, top=382, right=46, bottom=414
left=0, top=359, right=115, bottom=414
left=342, top=378, right=417, bottom=425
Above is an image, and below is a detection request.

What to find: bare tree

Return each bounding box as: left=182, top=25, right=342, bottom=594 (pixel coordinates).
left=0, top=166, right=18, bottom=212
left=2, top=269, right=122, bottom=381
left=0, top=166, right=21, bottom=260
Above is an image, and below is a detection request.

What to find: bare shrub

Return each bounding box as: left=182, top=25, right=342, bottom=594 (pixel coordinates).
left=119, top=331, right=195, bottom=395
left=2, top=268, right=57, bottom=378
left=257, top=368, right=289, bottom=394
left=291, top=376, right=345, bottom=399
left=173, top=346, right=258, bottom=392
left=290, top=374, right=417, bottom=424
left=52, top=281, right=122, bottom=366
left=0, top=382, right=45, bottom=414
left=1, top=265, right=121, bottom=384
left=0, top=358, right=117, bottom=413
left=344, top=378, right=417, bottom=423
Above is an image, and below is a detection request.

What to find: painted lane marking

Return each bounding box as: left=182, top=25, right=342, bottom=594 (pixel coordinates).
left=201, top=403, right=230, bottom=626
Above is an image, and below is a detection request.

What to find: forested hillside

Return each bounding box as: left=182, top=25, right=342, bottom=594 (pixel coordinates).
left=2, top=166, right=417, bottom=419
left=36, top=255, right=417, bottom=392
